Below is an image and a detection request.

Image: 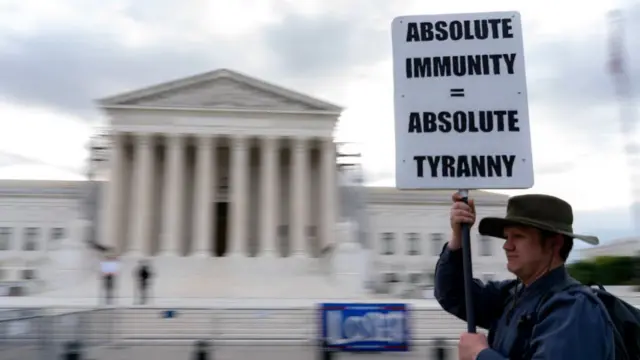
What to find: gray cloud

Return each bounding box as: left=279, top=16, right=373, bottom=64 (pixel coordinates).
left=264, top=15, right=354, bottom=77
left=0, top=1, right=399, bottom=119
left=525, top=38, right=613, bottom=109
left=262, top=12, right=389, bottom=80
left=0, top=1, right=639, bottom=144
left=534, top=161, right=576, bottom=176
left=573, top=204, right=637, bottom=248
left=0, top=28, right=254, bottom=119
left=522, top=5, right=640, bottom=145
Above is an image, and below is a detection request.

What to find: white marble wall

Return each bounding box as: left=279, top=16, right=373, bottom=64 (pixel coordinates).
left=367, top=202, right=513, bottom=295
left=0, top=196, right=80, bottom=281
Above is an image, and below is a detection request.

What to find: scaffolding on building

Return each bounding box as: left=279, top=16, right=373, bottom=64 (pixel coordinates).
left=335, top=141, right=376, bottom=290
left=82, top=129, right=110, bottom=252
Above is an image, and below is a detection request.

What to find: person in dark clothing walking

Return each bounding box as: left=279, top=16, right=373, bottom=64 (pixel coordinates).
left=104, top=274, right=114, bottom=304
left=100, top=252, right=119, bottom=305
left=435, top=193, right=614, bottom=360
left=135, top=260, right=153, bottom=305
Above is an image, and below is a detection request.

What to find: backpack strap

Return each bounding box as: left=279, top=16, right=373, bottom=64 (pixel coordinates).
left=508, top=280, right=583, bottom=360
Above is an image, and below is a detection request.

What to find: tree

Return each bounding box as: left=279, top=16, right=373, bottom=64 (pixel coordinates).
left=567, top=261, right=598, bottom=284
left=568, top=256, right=638, bottom=286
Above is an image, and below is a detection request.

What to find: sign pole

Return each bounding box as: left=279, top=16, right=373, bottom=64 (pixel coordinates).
left=458, top=189, right=476, bottom=333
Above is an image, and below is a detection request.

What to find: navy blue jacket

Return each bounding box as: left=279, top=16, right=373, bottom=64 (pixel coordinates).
left=434, top=245, right=615, bottom=360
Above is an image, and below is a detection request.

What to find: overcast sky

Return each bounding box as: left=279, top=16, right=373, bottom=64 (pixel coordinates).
left=0, top=0, right=638, bottom=244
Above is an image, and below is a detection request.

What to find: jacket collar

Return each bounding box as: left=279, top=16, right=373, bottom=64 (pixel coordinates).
left=520, top=265, right=569, bottom=298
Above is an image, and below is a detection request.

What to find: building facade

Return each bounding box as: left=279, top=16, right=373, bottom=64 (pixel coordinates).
left=0, top=69, right=514, bottom=298
left=366, top=188, right=511, bottom=297
left=97, top=69, right=341, bottom=259
left=0, top=180, right=84, bottom=294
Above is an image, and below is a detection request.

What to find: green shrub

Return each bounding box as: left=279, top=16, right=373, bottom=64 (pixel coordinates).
left=567, top=256, right=638, bottom=286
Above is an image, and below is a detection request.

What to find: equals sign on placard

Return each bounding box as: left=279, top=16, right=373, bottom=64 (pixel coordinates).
left=450, top=88, right=465, bottom=97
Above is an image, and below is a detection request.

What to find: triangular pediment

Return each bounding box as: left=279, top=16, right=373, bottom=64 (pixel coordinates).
left=98, top=69, right=342, bottom=113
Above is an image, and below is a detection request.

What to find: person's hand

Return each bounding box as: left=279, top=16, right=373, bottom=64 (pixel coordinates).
left=458, top=332, right=489, bottom=360
left=449, top=192, right=476, bottom=250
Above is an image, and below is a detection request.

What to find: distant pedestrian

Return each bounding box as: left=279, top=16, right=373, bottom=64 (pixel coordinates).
left=192, top=340, right=210, bottom=360
left=135, top=259, right=153, bottom=305
left=100, top=252, right=119, bottom=305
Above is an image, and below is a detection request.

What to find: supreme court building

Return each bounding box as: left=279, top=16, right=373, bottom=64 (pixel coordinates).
left=98, top=69, right=341, bottom=259
left=0, top=69, right=513, bottom=299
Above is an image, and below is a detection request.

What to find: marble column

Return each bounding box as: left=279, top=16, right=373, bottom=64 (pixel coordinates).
left=320, top=138, right=337, bottom=251
left=192, top=135, right=215, bottom=257
left=159, top=134, right=184, bottom=256
left=228, top=135, right=248, bottom=257
left=290, top=137, right=308, bottom=257
left=259, top=136, right=278, bottom=256
left=100, top=132, right=124, bottom=252
left=130, top=133, right=154, bottom=256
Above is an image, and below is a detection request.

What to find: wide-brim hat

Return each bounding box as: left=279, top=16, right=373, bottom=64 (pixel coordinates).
left=478, top=194, right=599, bottom=245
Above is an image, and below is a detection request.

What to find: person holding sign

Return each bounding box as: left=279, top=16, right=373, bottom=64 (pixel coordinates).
left=434, top=193, right=615, bottom=360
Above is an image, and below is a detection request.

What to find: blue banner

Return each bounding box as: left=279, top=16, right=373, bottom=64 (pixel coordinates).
left=319, top=303, right=410, bottom=352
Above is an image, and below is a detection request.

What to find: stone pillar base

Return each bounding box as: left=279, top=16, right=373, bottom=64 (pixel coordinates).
left=189, top=251, right=210, bottom=258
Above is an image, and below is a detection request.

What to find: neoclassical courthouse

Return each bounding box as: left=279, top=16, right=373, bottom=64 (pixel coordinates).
left=98, top=69, right=341, bottom=259
left=0, top=69, right=512, bottom=299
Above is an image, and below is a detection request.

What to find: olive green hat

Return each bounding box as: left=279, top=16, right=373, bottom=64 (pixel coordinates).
left=478, top=194, right=599, bottom=245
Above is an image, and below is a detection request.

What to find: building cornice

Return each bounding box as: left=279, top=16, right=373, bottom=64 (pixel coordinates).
left=102, top=104, right=341, bottom=117
left=97, top=68, right=343, bottom=113
left=364, top=187, right=509, bottom=206
left=0, top=180, right=87, bottom=198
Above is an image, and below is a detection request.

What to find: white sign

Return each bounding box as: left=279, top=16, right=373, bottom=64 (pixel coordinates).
left=391, top=12, right=534, bottom=190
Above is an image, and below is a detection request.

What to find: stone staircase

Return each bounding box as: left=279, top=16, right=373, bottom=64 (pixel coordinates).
left=35, top=254, right=374, bottom=301
left=42, top=305, right=471, bottom=343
